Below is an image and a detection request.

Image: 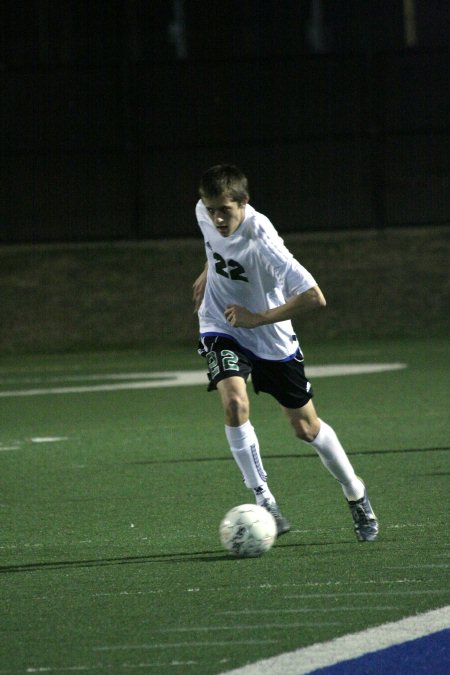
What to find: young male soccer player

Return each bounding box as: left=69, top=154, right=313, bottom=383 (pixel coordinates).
left=192, top=164, right=379, bottom=542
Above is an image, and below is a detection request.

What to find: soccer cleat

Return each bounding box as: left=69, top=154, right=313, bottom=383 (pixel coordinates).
left=260, top=499, right=291, bottom=537
left=347, top=489, right=379, bottom=542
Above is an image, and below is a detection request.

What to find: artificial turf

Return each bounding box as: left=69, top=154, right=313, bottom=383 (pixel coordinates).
left=0, top=337, right=448, bottom=673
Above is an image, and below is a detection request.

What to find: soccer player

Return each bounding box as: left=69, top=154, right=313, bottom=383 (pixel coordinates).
left=192, top=164, right=378, bottom=542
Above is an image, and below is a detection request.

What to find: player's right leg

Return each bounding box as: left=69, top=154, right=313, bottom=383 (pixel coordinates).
left=216, top=374, right=249, bottom=426
left=217, top=377, right=290, bottom=535
left=200, top=336, right=290, bottom=535
left=217, top=376, right=271, bottom=498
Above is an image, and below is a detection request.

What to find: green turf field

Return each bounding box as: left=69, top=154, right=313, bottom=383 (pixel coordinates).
left=1, top=337, right=449, bottom=674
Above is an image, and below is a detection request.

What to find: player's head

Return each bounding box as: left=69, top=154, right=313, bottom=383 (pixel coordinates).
left=199, top=165, right=250, bottom=237
left=199, top=164, right=249, bottom=204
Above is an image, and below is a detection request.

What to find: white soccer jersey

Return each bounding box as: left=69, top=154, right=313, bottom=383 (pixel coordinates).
left=196, top=200, right=317, bottom=361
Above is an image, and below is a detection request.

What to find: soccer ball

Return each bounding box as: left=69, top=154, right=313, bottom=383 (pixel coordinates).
left=219, top=503, right=277, bottom=558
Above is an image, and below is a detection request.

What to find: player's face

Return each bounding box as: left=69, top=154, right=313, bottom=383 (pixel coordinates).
left=202, top=194, right=247, bottom=237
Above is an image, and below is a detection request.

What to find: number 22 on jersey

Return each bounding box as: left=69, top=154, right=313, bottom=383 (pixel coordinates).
left=213, top=252, right=248, bottom=282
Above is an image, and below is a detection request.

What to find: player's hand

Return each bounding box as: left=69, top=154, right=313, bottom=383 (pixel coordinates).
left=192, top=267, right=207, bottom=312
left=224, top=304, right=263, bottom=328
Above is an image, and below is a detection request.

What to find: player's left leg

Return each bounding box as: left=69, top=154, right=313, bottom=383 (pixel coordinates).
left=284, top=400, right=379, bottom=541
left=284, top=400, right=364, bottom=499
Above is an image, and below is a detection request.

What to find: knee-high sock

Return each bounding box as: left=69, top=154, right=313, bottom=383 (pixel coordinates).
left=225, top=421, right=274, bottom=502
left=306, top=419, right=365, bottom=501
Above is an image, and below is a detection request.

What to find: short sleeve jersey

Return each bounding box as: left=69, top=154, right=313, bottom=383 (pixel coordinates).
left=196, top=200, right=317, bottom=361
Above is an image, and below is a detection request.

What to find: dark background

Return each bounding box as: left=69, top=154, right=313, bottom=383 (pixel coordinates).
left=1, top=0, right=449, bottom=243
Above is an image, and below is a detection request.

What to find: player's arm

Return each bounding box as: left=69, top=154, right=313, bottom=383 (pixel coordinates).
left=224, top=285, right=326, bottom=328
left=192, top=262, right=208, bottom=312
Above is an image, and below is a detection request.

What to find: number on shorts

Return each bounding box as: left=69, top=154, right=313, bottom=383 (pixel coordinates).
left=207, top=349, right=239, bottom=380
left=221, top=350, right=239, bottom=371
left=206, top=351, right=220, bottom=379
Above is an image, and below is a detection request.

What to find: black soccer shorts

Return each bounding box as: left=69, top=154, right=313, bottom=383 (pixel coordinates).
left=198, top=335, right=314, bottom=409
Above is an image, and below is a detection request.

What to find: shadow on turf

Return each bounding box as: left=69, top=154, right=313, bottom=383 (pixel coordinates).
left=128, top=446, right=449, bottom=465
left=0, top=540, right=353, bottom=573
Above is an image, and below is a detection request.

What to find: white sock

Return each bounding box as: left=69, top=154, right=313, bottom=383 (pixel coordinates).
left=225, top=421, right=275, bottom=504
left=307, top=419, right=365, bottom=501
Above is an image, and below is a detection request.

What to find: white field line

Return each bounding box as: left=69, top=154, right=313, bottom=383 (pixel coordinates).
left=94, top=639, right=278, bottom=652
left=283, top=590, right=448, bottom=598
left=220, top=607, right=398, bottom=614
left=158, top=622, right=341, bottom=633
left=0, top=363, right=406, bottom=398
left=23, top=667, right=99, bottom=673
left=19, top=660, right=198, bottom=673
left=221, top=605, right=450, bottom=675
left=2, top=587, right=445, bottom=602
left=385, top=564, right=450, bottom=569
left=31, top=436, right=69, bottom=443
left=0, top=363, right=406, bottom=384
left=0, top=437, right=68, bottom=453
left=0, top=525, right=434, bottom=550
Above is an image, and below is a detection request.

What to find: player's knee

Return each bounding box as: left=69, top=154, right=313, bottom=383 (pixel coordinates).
left=225, top=393, right=249, bottom=425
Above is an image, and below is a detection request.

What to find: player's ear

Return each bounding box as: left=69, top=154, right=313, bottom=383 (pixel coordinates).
left=240, top=196, right=249, bottom=206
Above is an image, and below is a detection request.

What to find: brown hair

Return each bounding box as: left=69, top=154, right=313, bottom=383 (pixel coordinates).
left=199, top=164, right=249, bottom=203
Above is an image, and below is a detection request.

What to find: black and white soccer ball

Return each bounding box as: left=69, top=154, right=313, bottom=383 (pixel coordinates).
left=219, top=503, right=277, bottom=558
